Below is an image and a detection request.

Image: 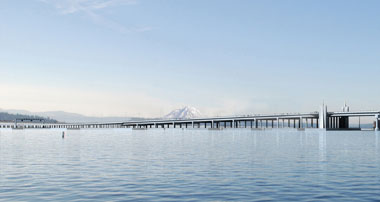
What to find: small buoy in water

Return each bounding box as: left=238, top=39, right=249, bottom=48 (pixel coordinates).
left=62, top=131, right=65, bottom=138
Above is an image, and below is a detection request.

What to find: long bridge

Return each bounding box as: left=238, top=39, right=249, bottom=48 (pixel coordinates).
left=1, top=104, right=379, bottom=130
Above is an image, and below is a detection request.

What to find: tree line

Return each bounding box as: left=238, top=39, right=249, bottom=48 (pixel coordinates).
left=0, top=112, right=58, bottom=123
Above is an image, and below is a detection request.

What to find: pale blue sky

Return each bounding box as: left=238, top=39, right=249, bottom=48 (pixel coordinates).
left=0, top=0, right=379, bottom=117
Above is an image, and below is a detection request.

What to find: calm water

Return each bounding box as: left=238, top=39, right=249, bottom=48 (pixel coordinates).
left=1, top=129, right=380, bottom=201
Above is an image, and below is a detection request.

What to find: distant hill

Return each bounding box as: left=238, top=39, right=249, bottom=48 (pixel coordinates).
left=164, top=106, right=202, bottom=119
left=0, top=112, right=58, bottom=123
left=0, top=109, right=142, bottom=123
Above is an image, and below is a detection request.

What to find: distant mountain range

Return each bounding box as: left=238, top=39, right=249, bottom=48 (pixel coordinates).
left=0, top=106, right=203, bottom=123
left=164, top=106, right=202, bottom=119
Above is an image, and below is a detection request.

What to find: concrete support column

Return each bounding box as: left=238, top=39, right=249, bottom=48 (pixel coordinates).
left=332, top=117, right=335, bottom=128
left=337, top=117, right=340, bottom=128
left=375, top=115, right=379, bottom=131
left=277, top=118, right=279, bottom=128
left=329, top=117, right=332, bottom=129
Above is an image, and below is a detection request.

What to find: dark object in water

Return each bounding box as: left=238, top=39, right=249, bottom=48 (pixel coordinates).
left=62, top=131, right=65, bottom=138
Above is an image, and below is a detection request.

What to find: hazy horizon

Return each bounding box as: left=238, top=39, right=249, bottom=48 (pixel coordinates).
left=1, top=0, right=380, bottom=117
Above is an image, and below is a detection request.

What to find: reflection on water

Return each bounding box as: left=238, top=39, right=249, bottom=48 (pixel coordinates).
left=318, top=130, right=327, bottom=162
left=1, top=129, right=380, bottom=201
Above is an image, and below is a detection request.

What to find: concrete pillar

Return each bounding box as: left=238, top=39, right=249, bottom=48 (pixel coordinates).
left=329, top=117, right=332, bottom=129
left=337, top=117, right=340, bottom=128
left=375, top=115, right=379, bottom=131
left=232, top=120, right=235, bottom=128
left=266, top=120, right=268, bottom=128
left=332, top=117, right=335, bottom=128
left=277, top=118, right=279, bottom=128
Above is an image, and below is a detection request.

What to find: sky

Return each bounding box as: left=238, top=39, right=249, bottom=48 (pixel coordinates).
left=0, top=0, right=380, bottom=117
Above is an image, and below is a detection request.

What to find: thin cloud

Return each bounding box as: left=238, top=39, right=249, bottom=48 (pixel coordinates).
left=40, top=0, right=152, bottom=33
left=40, top=0, right=137, bottom=14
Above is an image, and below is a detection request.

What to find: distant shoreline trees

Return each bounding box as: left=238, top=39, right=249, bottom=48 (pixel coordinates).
left=0, top=112, right=58, bottom=123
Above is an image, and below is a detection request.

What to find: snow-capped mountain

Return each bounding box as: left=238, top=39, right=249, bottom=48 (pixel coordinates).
left=164, top=106, right=202, bottom=119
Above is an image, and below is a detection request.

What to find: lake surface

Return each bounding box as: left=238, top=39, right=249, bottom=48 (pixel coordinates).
left=1, top=129, right=380, bottom=201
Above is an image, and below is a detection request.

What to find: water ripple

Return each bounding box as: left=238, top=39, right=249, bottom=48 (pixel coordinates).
left=1, top=129, right=380, bottom=201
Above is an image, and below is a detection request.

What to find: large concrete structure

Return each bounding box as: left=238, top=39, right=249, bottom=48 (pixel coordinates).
left=1, top=103, right=379, bottom=130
